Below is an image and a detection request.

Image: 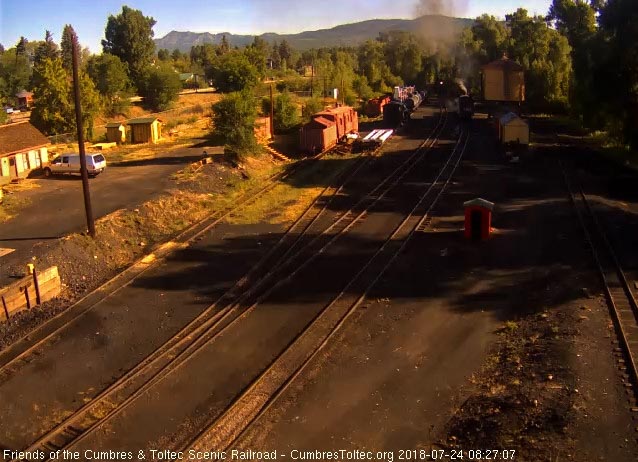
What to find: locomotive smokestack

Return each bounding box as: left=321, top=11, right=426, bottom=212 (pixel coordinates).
left=455, top=78, right=468, bottom=96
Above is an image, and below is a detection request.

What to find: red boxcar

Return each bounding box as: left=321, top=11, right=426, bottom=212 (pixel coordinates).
left=300, top=117, right=338, bottom=154
left=313, top=106, right=358, bottom=140
left=365, top=96, right=391, bottom=117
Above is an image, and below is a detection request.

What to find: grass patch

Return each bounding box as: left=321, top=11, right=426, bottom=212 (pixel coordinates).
left=224, top=153, right=359, bottom=226
left=62, top=156, right=283, bottom=272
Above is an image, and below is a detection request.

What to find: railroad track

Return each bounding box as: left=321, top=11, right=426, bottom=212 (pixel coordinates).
left=563, top=166, right=638, bottom=401
left=184, top=126, right=471, bottom=454
left=0, top=136, right=389, bottom=380
left=0, top=150, right=326, bottom=377
left=10, top=110, right=448, bottom=459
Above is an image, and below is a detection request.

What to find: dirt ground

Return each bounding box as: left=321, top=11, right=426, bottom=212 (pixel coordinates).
left=1, top=107, right=637, bottom=459
left=0, top=154, right=281, bottom=349
left=439, top=116, right=638, bottom=461
left=232, top=113, right=638, bottom=461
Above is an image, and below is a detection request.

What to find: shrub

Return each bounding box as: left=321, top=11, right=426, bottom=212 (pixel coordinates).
left=273, top=90, right=299, bottom=132
left=302, top=98, right=324, bottom=122
left=212, top=89, right=258, bottom=155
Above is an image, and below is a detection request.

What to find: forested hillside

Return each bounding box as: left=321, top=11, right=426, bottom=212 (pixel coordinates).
left=153, top=15, right=474, bottom=52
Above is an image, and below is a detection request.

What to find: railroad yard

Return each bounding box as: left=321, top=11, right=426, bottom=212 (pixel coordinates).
left=0, top=100, right=636, bottom=462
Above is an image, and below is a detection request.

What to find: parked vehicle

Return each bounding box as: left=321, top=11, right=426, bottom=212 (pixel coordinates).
left=44, top=153, right=107, bottom=178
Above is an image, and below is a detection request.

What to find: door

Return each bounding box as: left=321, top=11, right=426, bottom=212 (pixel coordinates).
left=471, top=210, right=483, bottom=240
left=9, top=157, right=17, bottom=179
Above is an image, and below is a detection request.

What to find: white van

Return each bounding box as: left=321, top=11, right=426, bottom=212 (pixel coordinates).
left=44, top=153, right=107, bottom=178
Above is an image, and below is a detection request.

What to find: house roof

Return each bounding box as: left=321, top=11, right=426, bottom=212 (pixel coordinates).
left=499, top=112, right=527, bottom=126
left=306, top=117, right=335, bottom=129
left=322, top=106, right=355, bottom=115
left=127, top=117, right=161, bottom=125
left=464, top=198, right=495, bottom=210
left=481, top=57, right=524, bottom=72
left=15, top=90, right=33, bottom=98
left=105, top=122, right=125, bottom=128
left=0, top=121, right=49, bottom=157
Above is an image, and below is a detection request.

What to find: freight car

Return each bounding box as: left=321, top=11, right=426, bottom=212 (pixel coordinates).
left=314, top=106, right=358, bottom=140
left=300, top=117, right=338, bottom=154
left=299, top=105, right=359, bottom=154
left=383, top=101, right=408, bottom=127
left=404, top=92, right=422, bottom=112
left=365, top=96, right=391, bottom=118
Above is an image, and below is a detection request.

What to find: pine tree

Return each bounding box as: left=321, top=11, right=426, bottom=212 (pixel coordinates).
left=60, top=25, right=76, bottom=73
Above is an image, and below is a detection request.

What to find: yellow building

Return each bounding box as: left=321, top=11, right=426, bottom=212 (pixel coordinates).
left=499, top=112, right=529, bottom=145
left=0, top=122, right=50, bottom=184
left=105, top=122, right=127, bottom=144
left=481, top=57, right=525, bottom=103
left=128, top=117, right=163, bottom=144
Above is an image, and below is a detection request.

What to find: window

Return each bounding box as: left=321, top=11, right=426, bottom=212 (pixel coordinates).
left=62, top=156, right=69, bottom=163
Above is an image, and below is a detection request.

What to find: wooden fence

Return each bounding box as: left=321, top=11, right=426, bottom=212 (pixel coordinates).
left=0, top=266, right=61, bottom=322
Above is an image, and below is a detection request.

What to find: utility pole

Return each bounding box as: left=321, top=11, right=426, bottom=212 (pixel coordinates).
left=323, top=76, right=327, bottom=103
left=310, top=60, right=314, bottom=98
left=269, top=84, right=275, bottom=140
left=71, top=29, right=95, bottom=238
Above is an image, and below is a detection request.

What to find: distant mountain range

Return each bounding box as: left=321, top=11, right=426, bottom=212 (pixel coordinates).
left=154, top=15, right=474, bottom=52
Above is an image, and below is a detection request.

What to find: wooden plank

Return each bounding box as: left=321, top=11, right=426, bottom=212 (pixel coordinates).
left=0, top=248, right=15, bottom=258
left=0, top=267, right=61, bottom=321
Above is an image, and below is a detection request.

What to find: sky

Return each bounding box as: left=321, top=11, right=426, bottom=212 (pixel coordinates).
left=0, top=0, right=552, bottom=53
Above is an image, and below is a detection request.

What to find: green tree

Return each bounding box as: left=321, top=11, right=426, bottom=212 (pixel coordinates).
left=244, top=37, right=268, bottom=76
left=220, top=35, right=230, bottom=55
left=358, top=40, right=385, bottom=90
left=463, top=15, right=510, bottom=63
left=210, top=51, right=259, bottom=92
left=302, top=97, right=324, bottom=122
left=15, top=37, right=27, bottom=65
left=138, top=63, right=181, bottom=111
left=0, top=47, right=31, bottom=100
left=506, top=8, right=572, bottom=108
left=212, top=89, right=258, bottom=154
left=271, top=41, right=281, bottom=69
left=60, top=25, right=77, bottom=73
left=353, top=75, right=375, bottom=101
left=30, top=57, right=73, bottom=135
left=190, top=44, right=217, bottom=67
left=77, top=72, right=102, bottom=140
left=279, top=39, right=292, bottom=69
left=86, top=53, right=131, bottom=115
left=379, top=31, right=422, bottom=83
left=157, top=48, right=170, bottom=61
left=273, top=90, right=299, bottom=131
left=171, top=49, right=183, bottom=61
left=597, top=0, right=638, bottom=148
left=102, top=6, right=156, bottom=87
left=34, top=31, right=59, bottom=67
left=31, top=56, right=101, bottom=138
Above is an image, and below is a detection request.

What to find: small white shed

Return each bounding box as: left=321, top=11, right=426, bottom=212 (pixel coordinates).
left=499, top=112, right=529, bottom=145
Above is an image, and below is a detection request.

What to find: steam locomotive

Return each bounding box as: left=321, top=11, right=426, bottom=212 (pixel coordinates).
left=382, top=86, right=424, bottom=127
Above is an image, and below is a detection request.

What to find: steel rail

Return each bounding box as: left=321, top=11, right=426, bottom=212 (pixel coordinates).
left=0, top=149, right=328, bottom=376
left=185, top=127, right=471, bottom=454
left=8, top=145, right=374, bottom=459
left=13, top=111, right=448, bottom=459
left=562, top=165, right=638, bottom=399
